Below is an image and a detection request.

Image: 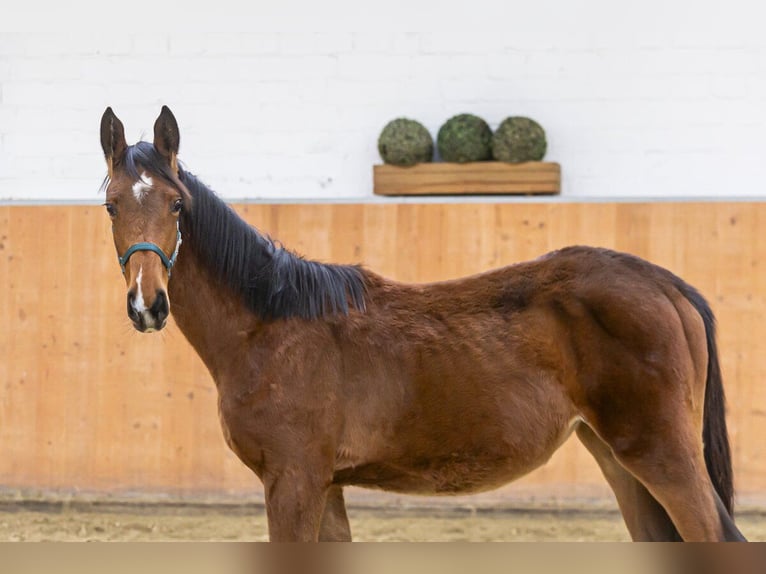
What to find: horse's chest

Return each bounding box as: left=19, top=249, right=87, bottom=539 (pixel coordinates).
left=218, top=411, right=240, bottom=455
left=218, top=409, right=247, bottom=462
left=217, top=399, right=267, bottom=476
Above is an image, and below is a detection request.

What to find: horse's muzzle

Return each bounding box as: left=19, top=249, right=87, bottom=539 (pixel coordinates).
left=127, top=289, right=169, bottom=333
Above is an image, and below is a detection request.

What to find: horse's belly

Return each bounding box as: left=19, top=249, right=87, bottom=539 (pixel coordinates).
left=333, top=449, right=560, bottom=496
left=335, top=373, right=580, bottom=495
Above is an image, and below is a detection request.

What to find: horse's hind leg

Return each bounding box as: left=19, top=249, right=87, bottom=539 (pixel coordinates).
left=585, top=413, right=737, bottom=541
left=614, top=437, right=723, bottom=541
left=576, top=424, right=681, bottom=541
left=318, top=485, right=352, bottom=541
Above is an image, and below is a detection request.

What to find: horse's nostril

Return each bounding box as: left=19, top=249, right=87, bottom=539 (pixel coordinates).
left=127, top=290, right=139, bottom=320
left=151, top=290, right=169, bottom=323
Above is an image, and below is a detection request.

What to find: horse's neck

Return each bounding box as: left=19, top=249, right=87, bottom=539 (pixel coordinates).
left=167, top=245, right=256, bottom=380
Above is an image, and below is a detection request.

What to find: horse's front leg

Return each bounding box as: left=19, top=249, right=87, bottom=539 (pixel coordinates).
left=319, top=485, right=351, bottom=541
left=263, top=464, right=333, bottom=542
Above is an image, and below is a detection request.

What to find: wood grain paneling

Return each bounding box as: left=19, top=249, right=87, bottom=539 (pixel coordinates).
left=1, top=202, right=764, bottom=501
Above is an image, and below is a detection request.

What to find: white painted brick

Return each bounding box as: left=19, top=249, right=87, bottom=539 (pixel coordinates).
left=485, top=52, right=537, bottom=79
left=0, top=154, right=51, bottom=180
left=279, top=33, right=352, bottom=56
left=177, top=32, right=279, bottom=57
left=103, top=84, right=168, bottom=109
left=51, top=154, right=105, bottom=179
left=257, top=102, right=343, bottom=132
left=3, top=132, right=96, bottom=158
left=641, top=49, right=760, bottom=77
left=0, top=178, right=103, bottom=202
left=64, top=57, right=168, bottom=85
left=420, top=32, right=504, bottom=55
left=169, top=35, right=208, bottom=56
left=352, top=33, right=394, bottom=53
left=338, top=106, right=417, bottom=131
left=229, top=56, right=339, bottom=81
left=352, top=32, right=420, bottom=55
left=336, top=54, right=412, bottom=79
left=0, top=33, right=28, bottom=56
left=0, top=106, right=91, bottom=135
left=2, top=33, right=132, bottom=57
left=0, top=59, right=10, bottom=83
left=3, top=16, right=766, bottom=201
left=438, top=79, right=517, bottom=103
left=4, top=83, right=108, bottom=109
left=278, top=34, right=320, bottom=56
left=311, top=33, right=354, bottom=55
left=713, top=100, right=766, bottom=126
left=411, top=55, right=489, bottom=80
left=744, top=74, right=766, bottom=97
left=130, top=35, right=170, bottom=56
left=392, top=33, right=421, bottom=55
left=9, top=57, right=94, bottom=82
left=325, top=78, right=440, bottom=106
left=254, top=82, right=322, bottom=104
left=202, top=34, right=273, bottom=56
left=711, top=75, right=753, bottom=99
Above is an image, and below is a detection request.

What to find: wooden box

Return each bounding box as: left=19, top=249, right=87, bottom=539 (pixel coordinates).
left=373, top=161, right=561, bottom=196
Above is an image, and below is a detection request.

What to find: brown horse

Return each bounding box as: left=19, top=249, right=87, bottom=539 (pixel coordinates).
left=99, top=106, right=746, bottom=542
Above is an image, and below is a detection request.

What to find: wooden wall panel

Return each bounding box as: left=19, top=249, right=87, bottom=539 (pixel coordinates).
left=1, top=202, right=765, bottom=502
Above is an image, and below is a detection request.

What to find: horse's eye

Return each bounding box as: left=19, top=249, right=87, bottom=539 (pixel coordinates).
left=104, top=203, right=117, bottom=217
left=172, top=199, right=183, bottom=214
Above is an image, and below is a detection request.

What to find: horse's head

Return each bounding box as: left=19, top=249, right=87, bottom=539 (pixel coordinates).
left=100, top=106, right=191, bottom=333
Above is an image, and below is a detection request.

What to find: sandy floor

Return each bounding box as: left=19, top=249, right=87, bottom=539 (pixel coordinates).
left=1, top=503, right=764, bottom=541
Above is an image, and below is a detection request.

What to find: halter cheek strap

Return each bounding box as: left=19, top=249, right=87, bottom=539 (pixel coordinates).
left=118, top=220, right=183, bottom=277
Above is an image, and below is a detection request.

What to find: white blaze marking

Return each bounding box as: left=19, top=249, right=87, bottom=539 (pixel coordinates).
left=132, top=172, right=153, bottom=203
left=133, top=265, right=147, bottom=313
left=132, top=265, right=159, bottom=331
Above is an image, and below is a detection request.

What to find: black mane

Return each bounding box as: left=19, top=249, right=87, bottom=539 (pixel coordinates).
left=121, top=142, right=367, bottom=320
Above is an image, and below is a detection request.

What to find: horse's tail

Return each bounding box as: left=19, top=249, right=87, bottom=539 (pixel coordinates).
left=679, top=283, right=735, bottom=515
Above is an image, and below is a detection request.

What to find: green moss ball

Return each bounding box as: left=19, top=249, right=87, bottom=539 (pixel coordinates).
left=436, top=114, right=492, bottom=163
left=491, top=117, right=547, bottom=162
left=377, top=118, right=434, bottom=166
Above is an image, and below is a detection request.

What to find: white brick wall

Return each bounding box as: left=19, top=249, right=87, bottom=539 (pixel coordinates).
left=2, top=2, right=766, bottom=201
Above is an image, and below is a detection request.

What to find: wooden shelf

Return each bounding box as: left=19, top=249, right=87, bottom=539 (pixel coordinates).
left=373, top=161, right=561, bottom=196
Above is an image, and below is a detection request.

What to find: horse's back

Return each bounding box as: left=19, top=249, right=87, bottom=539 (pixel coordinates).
left=359, top=246, right=699, bottom=356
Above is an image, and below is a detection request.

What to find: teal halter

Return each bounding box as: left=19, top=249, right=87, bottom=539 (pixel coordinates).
left=118, top=220, right=182, bottom=277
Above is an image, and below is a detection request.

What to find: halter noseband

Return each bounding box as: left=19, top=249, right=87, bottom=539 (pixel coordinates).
left=118, top=220, right=183, bottom=277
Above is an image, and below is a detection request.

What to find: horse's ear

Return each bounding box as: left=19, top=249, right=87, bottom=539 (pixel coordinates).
left=100, top=107, right=127, bottom=177
left=153, top=105, right=180, bottom=172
